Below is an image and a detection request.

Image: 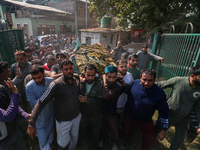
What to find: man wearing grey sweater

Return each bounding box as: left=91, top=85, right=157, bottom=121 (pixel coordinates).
left=136, top=44, right=164, bottom=70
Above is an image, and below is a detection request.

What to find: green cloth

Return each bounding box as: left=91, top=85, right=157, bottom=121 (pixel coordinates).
left=72, top=44, right=116, bottom=75
left=127, top=67, right=141, bottom=80
left=156, top=77, right=200, bottom=127
left=86, top=82, right=95, bottom=95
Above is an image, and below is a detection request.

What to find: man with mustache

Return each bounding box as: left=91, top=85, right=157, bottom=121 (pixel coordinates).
left=27, top=60, right=81, bottom=150
left=102, top=66, right=123, bottom=150
left=116, top=59, right=134, bottom=131
left=124, top=69, right=169, bottom=150
left=156, top=66, right=200, bottom=150
left=10, top=50, right=31, bottom=106
left=26, top=65, right=54, bottom=150
left=127, top=53, right=141, bottom=80
left=79, top=64, right=105, bottom=150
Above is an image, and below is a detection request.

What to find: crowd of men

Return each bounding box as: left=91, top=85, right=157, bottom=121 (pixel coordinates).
left=0, top=36, right=200, bottom=150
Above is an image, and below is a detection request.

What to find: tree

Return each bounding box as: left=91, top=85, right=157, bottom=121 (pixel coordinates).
left=88, top=0, right=199, bottom=32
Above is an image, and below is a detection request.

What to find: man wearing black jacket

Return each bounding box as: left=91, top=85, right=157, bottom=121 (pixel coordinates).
left=79, top=64, right=105, bottom=150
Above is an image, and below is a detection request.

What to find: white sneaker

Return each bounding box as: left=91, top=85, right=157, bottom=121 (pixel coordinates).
left=112, top=143, right=118, bottom=150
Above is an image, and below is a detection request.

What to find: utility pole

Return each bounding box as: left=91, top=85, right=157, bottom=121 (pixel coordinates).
left=86, top=0, right=87, bottom=29
left=75, top=0, right=79, bottom=39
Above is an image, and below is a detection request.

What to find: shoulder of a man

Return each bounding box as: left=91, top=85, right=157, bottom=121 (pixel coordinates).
left=26, top=79, right=35, bottom=89
left=124, top=72, right=134, bottom=82
left=0, top=84, right=7, bottom=92
left=114, top=47, right=119, bottom=51
left=136, top=50, right=142, bottom=54
left=45, top=77, right=54, bottom=82
left=153, top=83, right=166, bottom=96
left=10, top=62, right=17, bottom=69
left=95, top=77, right=103, bottom=85
left=51, top=64, right=59, bottom=72
left=122, top=47, right=126, bottom=52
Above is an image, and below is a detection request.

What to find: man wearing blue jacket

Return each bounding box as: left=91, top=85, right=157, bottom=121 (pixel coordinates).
left=124, top=69, right=169, bottom=150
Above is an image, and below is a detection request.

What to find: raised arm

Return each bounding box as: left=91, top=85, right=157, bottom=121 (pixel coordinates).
left=0, top=94, right=20, bottom=122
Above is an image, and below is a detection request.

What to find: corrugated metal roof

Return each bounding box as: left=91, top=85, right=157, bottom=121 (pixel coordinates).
left=3, top=0, right=72, bottom=14
left=79, top=28, right=129, bottom=33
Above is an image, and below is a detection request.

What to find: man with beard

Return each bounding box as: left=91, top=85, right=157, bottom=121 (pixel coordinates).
left=116, top=59, right=134, bottom=129
left=24, top=47, right=38, bottom=62
left=102, top=66, right=123, bottom=150
left=50, top=53, right=66, bottom=80
left=127, top=53, right=141, bottom=80
left=10, top=51, right=31, bottom=100
left=79, top=64, right=105, bottom=150
left=26, top=65, right=54, bottom=150
left=136, top=44, right=164, bottom=70
left=114, top=40, right=126, bottom=60
left=27, top=60, right=81, bottom=150
left=124, top=69, right=169, bottom=150
left=156, top=66, right=200, bottom=150
left=29, top=42, right=38, bottom=57
left=41, top=45, right=54, bottom=64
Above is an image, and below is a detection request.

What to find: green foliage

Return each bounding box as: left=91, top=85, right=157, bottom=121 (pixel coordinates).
left=88, top=0, right=199, bottom=32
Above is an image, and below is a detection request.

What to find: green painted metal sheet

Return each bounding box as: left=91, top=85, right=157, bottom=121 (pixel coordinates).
left=152, top=33, right=200, bottom=97
left=0, top=29, right=24, bottom=66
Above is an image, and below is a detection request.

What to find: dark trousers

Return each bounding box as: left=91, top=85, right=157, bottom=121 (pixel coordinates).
left=0, top=128, right=25, bottom=150
left=168, top=112, right=190, bottom=150
left=80, top=115, right=102, bottom=150
left=124, top=112, right=154, bottom=150
left=103, top=114, right=118, bottom=146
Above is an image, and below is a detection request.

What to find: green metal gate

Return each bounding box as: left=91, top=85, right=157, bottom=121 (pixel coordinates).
left=152, top=33, right=200, bottom=79
left=0, top=29, right=25, bottom=66
left=152, top=33, right=200, bottom=96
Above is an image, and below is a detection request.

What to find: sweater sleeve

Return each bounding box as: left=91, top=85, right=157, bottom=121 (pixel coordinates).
left=12, top=76, right=23, bottom=85
left=156, top=92, right=169, bottom=130
left=17, top=106, right=29, bottom=121
left=0, top=94, right=20, bottom=122
left=156, top=77, right=176, bottom=89
left=29, top=82, right=57, bottom=127
left=149, top=52, right=161, bottom=61
left=102, top=84, right=122, bottom=101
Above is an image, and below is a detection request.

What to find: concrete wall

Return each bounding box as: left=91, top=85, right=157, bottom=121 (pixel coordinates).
left=11, top=13, right=33, bottom=36
left=31, top=19, right=75, bottom=36
left=100, top=33, right=120, bottom=48
left=12, top=13, right=75, bottom=37
left=0, top=5, right=6, bottom=20
left=81, top=31, right=129, bottom=48
left=81, top=32, right=100, bottom=45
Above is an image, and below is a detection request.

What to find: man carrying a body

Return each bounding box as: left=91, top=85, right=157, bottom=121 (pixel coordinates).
left=127, top=53, right=141, bottom=80
left=79, top=64, right=105, bottom=150
left=28, top=60, right=81, bottom=150
left=26, top=65, right=54, bottom=150
left=116, top=59, right=134, bottom=129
